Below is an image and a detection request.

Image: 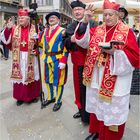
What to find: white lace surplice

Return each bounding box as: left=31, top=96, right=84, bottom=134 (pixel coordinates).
left=75, top=22, right=90, bottom=49
left=86, top=50, right=134, bottom=126
left=86, top=88, right=130, bottom=126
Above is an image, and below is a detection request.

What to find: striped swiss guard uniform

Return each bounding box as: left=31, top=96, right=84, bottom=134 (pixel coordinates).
left=39, top=12, right=68, bottom=111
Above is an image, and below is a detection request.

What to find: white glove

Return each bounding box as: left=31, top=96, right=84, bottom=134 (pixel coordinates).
left=33, top=33, right=38, bottom=39
left=58, top=62, right=66, bottom=69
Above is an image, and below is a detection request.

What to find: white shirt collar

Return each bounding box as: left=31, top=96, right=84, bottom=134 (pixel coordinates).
left=50, top=24, right=59, bottom=30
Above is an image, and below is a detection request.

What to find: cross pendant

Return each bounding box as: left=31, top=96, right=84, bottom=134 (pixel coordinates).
left=21, top=41, right=27, bottom=47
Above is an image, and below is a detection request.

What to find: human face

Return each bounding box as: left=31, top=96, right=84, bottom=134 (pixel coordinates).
left=103, top=9, right=119, bottom=26
left=119, top=11, right=125, bottom=20
left=18, top=16, right=29, bottom=27
left=73, top=7, right=85, bottom=21
left=48, top=15, right=59, bottom=26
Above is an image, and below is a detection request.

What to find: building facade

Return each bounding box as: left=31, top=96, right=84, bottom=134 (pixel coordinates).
left=0, top=0, right=21, bottom=28
left=22, top=0, right=72, bottom=25
left=0, top=0, right=72, bottom=28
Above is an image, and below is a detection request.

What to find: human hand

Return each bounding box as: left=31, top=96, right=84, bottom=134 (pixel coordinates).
left=82, top=4, right=95, bottom=23
left=71, top=35, right=76, bottom=43
left=58, top=62, right=66, bottom=69
left=33, top=33, right=39, bottom=39
left=31, top=48, right=40, bottom=56
left=101, top=47, right=116, bottom=55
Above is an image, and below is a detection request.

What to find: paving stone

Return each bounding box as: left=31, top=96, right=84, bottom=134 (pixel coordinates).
left=0, top=56, right=139, bottom=140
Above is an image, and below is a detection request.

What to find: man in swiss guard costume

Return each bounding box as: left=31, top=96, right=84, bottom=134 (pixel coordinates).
left=74, top=0, right=139, bottom=139
left=39, top=12, right=68, bottom=111
left=1, top=9, right=40, bottom=106
left=65, top=0, right=97, bottom=123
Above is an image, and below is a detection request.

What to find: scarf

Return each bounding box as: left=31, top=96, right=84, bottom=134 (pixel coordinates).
left=11, top=24, right=36, bottom=84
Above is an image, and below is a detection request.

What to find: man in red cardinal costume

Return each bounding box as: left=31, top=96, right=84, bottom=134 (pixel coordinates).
left=1, top=9, right=40, bottom=106
left=74, top=0, right=139, bottom=139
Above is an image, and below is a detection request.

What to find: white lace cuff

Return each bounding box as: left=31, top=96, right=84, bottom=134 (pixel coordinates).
left=110, top=50, right=134, bottom=76
left=75, top=22, right=90, bottom=49
left=0, top=29, right=11, bottom=45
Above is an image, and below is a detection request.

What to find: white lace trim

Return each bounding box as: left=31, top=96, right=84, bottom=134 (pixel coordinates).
left=110, top=50, right=134, bottom=76
left=86, top=87, right=130, bottom=126
left=0, top=28, right=11, bottom=45
left=75, top=22, right=90, bottom=49
left=90, top=51, right=134, bottom=96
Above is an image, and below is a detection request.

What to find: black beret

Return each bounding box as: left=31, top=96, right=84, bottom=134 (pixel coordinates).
left=45, top=12, right=60, bottom=22
left=119, top=7, right=128, bottom=17
left=70, top=0, right=86, bottom=9
left=134, top=30, right=139, bottom=33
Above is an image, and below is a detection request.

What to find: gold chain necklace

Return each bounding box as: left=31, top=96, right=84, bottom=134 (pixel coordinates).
left=103, top=22, right=118, bottom=42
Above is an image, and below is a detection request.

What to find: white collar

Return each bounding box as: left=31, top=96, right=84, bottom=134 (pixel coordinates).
left=49, top=24, right=59, bottom=30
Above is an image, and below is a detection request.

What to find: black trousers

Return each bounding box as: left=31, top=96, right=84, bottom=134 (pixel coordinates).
left=78, top=66, right=90, bottom=123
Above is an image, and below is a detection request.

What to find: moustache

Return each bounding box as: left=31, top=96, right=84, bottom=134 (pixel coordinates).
left=49, top=20, right=55, bottom=22
left=75, top=13, right=81, bottom=16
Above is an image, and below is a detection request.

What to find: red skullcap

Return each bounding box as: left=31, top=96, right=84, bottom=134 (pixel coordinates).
left=18, top=9, right=28, bottom=16
left=103, top=0, right=120, bottom=11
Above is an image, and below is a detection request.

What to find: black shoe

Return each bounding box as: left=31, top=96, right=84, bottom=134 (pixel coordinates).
left=73, top=111, right=81, bottom=119
left=16, top=100, right=24, bottom=106
left=28, top=98, right=39, bottom=104
left=53, top=102, right=62, bottom=112
left=43, top=98, right=55, bottom=106
left=129, top=103, right=131, bottom=109
left=85, top=133, right=99, bottom=140
left=3, top=57, right=8, bottom=60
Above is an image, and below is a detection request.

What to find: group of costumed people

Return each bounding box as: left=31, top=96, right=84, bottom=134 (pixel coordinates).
left=0, top=0, right=139, bottom=140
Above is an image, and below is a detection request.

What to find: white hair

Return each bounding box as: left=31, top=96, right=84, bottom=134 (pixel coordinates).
left=17, top=16, right=30, bottom=26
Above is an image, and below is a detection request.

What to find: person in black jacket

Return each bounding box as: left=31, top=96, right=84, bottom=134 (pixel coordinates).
left=64, top=0, right=97, bottom=123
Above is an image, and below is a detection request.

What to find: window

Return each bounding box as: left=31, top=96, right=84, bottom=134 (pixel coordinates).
left=25, top=0, right=29, bottom=6
left=25, top=0, right=53, bottom=6
left=36, top=0, right=43, bottom=6
left=46, top=0, right=53, bottom=5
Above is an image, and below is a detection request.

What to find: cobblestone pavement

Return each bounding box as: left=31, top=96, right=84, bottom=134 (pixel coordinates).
left=0, top=55, right=139, bottom=140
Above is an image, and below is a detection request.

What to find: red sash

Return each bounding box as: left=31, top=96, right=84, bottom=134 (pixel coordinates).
left=83, top=21, right=129, bottom=102
left=11, top=25, right=36, bottom=84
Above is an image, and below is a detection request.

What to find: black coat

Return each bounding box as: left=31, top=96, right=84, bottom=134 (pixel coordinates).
left=64, top=20, right=97, bottom=51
